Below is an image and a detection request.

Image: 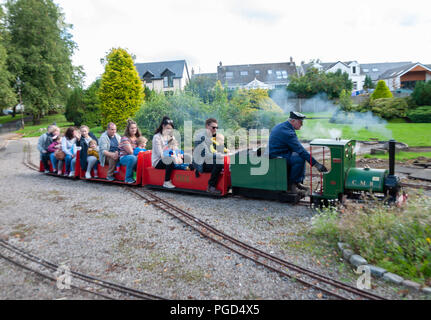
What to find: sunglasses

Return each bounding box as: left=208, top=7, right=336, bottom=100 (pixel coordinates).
left=163, top=119, right=174, bottom=125
left=211, top=126, right=218, bottom=129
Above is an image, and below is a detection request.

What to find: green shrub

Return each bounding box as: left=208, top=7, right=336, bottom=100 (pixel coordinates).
left=65, top=80, right=102, bottom=128
left=310, top=195, right=431, bottom=284
left=371, top=80, right=393, bottom=100
left=368, top=97, right=409, bottom=119
left=411, top=80, right=431, bottom=107
left=407, top=106, right=431, bottom=123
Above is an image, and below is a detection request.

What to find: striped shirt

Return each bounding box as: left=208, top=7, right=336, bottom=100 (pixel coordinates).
left=119, top=136, right=137, bottom=158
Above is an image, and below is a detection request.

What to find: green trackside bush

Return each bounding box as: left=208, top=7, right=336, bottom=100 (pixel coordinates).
left=310, top=195, right=431, bottom=284
left=411, top=80, right=431, bottom=107
left=368, top=97, right=409, bottom=119
left=99, top=48, right=145, bottom=129
left=371, top=80, right=393, bottom=100
left=407, top=106, right=431, bottom=123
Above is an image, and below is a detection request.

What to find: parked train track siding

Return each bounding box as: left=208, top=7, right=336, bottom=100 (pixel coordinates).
left=17, top=137, right=431, bottom=299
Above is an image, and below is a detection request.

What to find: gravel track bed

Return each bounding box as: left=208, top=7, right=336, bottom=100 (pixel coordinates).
left=0, top=138, right=427, bottom=300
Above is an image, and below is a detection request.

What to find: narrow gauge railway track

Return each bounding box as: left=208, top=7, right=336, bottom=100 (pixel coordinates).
left=22, top=138, right=384, bottom=300
left=13, top=140, right=166, bottom=300
left=0, top=240, right=165, bottom=300
left=126, top=188, right=386, bottom=300
left=19, top=138, right=429, bottom=299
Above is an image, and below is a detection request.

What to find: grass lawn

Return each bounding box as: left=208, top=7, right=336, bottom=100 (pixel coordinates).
left=16, top=114, right=74, bottom=137
left=302, top=111, right=335, bottom=118
left=0, top=115, right=16, bottom=125
left=364, top=151, right=431, bottom=161
left=298, top=119, right=431, bottom=147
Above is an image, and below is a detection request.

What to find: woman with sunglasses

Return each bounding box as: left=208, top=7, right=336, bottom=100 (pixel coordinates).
left=152, top=116, right=177, bottom=188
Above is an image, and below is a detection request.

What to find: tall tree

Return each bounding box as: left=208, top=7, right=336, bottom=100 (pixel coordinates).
left=0, top=5, right=17, bottom=112
left=6, top=0, right=79, bottom=123
left=98, top=48, right=145, bottom=129
left=287, top=68, right=352, bottom=99
left=363, top=75, right=374, bottom=91
left=185, top=75, right=217, bottom=104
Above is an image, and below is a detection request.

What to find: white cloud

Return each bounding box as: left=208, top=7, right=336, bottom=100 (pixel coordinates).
left=50, top=0, right=431, bottom=87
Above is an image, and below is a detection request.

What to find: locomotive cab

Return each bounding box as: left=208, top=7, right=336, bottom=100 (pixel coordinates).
left=230, top=148, right=302, bottom=204
left=309, top=139, right=356, bottom=204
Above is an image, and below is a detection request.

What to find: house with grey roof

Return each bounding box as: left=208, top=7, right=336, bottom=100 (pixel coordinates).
left=360, top=62, right=412, bottom=83
left=134, top=60, right=190, bottom=93
left=299, top=61, right=365, bottom=91
left=217, top=59, right=298, bottom=90
left=377, top=62, right=431, bottom=91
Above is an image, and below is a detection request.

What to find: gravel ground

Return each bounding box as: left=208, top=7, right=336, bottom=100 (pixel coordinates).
left=0, top=137, right=429, bottom=300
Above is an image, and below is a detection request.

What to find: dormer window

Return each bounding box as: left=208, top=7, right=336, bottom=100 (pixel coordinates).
left=161, top=68, right=175, bottom=88
left=352, top=66, right=357, bottom=74
left=143, top=71, right=154, bottom=84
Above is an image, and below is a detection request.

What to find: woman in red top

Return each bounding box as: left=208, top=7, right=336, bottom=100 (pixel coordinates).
left=118, top=120, right=142, bottom=183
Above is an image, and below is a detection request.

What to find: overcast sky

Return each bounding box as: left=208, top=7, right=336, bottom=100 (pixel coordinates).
left=52, top=0, right=431, bottom=86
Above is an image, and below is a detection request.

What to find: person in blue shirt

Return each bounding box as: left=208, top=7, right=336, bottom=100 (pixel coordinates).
left=133, top=136, right=148, bottom=156
left=268, top=111, right=328, bottom=194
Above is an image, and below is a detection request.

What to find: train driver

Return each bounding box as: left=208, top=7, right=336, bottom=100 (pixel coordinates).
left=268, top=111, right=328, bottom=195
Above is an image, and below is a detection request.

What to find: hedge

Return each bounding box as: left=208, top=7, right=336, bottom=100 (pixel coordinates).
left=407, top=106, right=431, bottom=123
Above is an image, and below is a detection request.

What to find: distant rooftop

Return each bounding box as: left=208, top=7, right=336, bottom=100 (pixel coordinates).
left=135, top=60, right=189, bottom=80
left=360, top=62, right=412, bottom=81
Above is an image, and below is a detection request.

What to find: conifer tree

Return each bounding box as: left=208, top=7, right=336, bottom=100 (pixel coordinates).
left=98, top=48, right=145, bottom=129
left=363, top=75, right=374, bottom=91
left=371, top=80, right=393, bottom=100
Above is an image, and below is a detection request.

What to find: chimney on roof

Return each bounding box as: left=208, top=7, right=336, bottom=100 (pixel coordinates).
left=219, top=61, right=222, bottom=67
left=290, top=57, right=293, bottom=64
left=191, top=68, right=195, bottom=76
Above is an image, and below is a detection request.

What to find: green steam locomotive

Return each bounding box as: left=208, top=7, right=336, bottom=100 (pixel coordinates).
left=230, top=139, right=401, bottom=205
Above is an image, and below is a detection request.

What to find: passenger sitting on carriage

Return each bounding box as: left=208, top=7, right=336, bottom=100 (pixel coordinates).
left=85, top=139, right=99, bottom=179
left=133, top=136, right=148, bottom=156
left=38, top=125, right=60, bottom=173
left=47, top=135, right=63, bottom=174
left=162, top=137, right=191, bottom=171
left=47, top=135, right=62, bottom=154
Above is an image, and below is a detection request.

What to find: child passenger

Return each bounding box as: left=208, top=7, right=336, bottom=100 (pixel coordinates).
left=47, top=135, right=63, bottom=174
left=133, top=136, right=148, bottom=156
left=85, top=139, right=99, bottom=179
left=163, top=138, right=191, bottom=171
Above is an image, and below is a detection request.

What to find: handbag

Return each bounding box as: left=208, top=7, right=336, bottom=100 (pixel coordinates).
left=54, top=149, right=66, bottom=160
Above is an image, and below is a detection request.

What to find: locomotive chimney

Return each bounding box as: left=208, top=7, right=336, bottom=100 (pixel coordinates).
left=389, top=140, right=396, bottom=176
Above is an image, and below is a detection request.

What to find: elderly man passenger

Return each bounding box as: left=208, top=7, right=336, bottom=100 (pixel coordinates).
left=99, top=122, right=121, bottom=181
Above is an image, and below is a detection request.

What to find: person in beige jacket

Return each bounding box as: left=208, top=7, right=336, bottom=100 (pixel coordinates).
left=152, top=117, right=177, bottom=189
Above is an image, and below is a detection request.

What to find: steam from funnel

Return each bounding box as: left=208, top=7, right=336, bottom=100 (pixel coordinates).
left=329, top=129, right=342, bottom=139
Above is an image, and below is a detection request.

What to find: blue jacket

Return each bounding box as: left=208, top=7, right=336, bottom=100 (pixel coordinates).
left=268, top=121, right=317, bottom=166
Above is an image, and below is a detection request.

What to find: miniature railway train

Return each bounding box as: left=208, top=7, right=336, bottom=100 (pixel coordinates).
left=39, top=139, right=402, bottom=205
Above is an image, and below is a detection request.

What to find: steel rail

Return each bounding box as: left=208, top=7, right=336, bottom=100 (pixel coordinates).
left=0, top=251, right=114, bottom=300
left=21, top=138, right=385, bottom=300
left=0, top=240, right=165, bottom=300
left=128, top=188, right=386, bottom=300
left=16, top=140, right=166, bottom=300
left=127, top=188, right=347, bottom=300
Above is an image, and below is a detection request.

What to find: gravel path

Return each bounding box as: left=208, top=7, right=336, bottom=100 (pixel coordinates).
left=0, top=137, right=428, bottom=300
